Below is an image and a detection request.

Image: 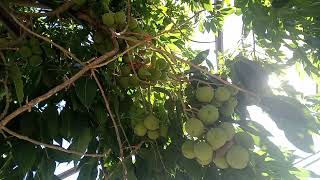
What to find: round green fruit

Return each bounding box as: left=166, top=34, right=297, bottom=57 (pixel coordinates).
left=226, top=145, right=250, bottom=169
left=149, top=68, right=162, bottom=81
left=196, top=157, right=212, bottom=166
left=102, top=13, right=115, bottom=27
left=226, top=97, right=238, bottom=108
left=118, top=77, right=130, bottom=89
left=219, top=122, right=235, bottom=141
left=29, top=55, right=42, bottom=66
left=129, top=75, right=140, bottom=87
left=219, top=103, right=235, bottom=117
left=114, top=11, right=126, bottom=25
left=160, top=72, right=168, bottom=81
left=215, top=86, right=231, bottom=102
left=194, top=142, right=213, bottom=164
left=234, top=132, right=255, bottom=149
left=213, top=156, right=229, bottom=169
left=159, top=125, right=168, bottom=138
left=181, top=140, right=195, bottom=159
left=147, top=130, right=160, bottom=140
left=134, top=123, right=147, bottom=136
left=31, top=45, right=42, bottom=55
left=197, top=105, right=219, bottom=125
left=184, top=118, right=204, bottom=137
left=206, top=128, right=228, bottom=150
left=143, top=114, right=159, bottom=130
left=19, top=46, right=32, bottom=58
left=128, top=18, right=138, bottom=30
left=120, top=65, right=131, bottom=76
left=196, top=86, right=214, bottom=103
left=73, top=0, right=86, bottom=6
left=156, top=58, right=168, bottom=70
left=138, top=67, right=151, bottom=80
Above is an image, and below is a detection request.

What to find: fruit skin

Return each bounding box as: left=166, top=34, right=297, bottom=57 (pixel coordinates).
left=219, top=103, right=235, bottom=117
left=184, top=118, right=205, bottom=137
left=114, top=11, right=126, bottom=25
left=143, top=114, right=159, bottom=130
left=196, top=157, right=212, bottom=166
left=19, top=46, right=32, bottom=58
left=215, top=86, right=231, bottom=102
left=181, top=140, right=195, bottom=159
left=138, top=67, right=151, bottom=80
left=129, top=75, right=140, bottom=87
left=226, top=97, right=238, bottom=108
left=102, top=13, right=115, bottom=27
left=213, top=156, right=229, bottom=169
left=120, top=65, right=131, bottom=76
left=226, top=145, right=250, bottom=169
left=219, top=122, right=235, bottom=141
left=134, top=123, right=147, bottom=136
left=196, top=86, right=214, bottom=103
left=159, top=125, right=168, bottom=138
left=128, top=18, right=138, bottom=30
left=234, top=132, right=254, bottom=149
left=118, top=77, right=130, bottom=89
left=29, top=55, right=42, bottom=66
left=147, top=130, right=160, bottom=140
left=156, top=58, right=168, bottom=70
left=197, top=105, right=219, bottom=125
left=194, top=142, right=213, bottom=165
left=149, top=68, right=162, bottom=81
left=206, top=128, right=228, bottom=150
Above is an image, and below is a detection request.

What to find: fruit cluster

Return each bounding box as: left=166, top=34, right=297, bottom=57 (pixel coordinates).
left=133, top=114, right=168, bottom=140
left=19, top=39, right=43, bottom=67
left=181, top=85, right=254, bottom=169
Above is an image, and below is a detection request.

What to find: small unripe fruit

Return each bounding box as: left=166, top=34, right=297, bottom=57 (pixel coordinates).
left=226, top=145, right=250, bottom=169
left=102, top=13, right=115, bottom=27
left=184, top=118, right=205, bottom=137
left=194, top=142, right=213, bottom=165
left=213, top=156, right=229, bottom=169
left=219, top=122, right=235, bottom=141
left=147, top=130, right=160, bottom=140
left=206, top=128, right=228, bottom=150
left=114, top=11, right=126, bottom=25
left=29, top=55, right=42, bottom=66
left=134, top=123, right=147, bottom=136
left=196, top=86, right=214, bottom=103
left=143, top=114, right=159, bottom=130
left=181, top=140, right=195, bottom=159
left=215, top=86, right=231, bottom=102
left=198, top=105, right=219, bottom=125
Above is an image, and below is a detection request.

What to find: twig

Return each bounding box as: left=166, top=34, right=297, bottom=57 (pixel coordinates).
left=91, top=71, right=128, bottom=179
left=0, top=52, right=10, bottom=120
left=0, top=34, right=119, bottom=127
left=1, top=126, right=107, bottom=158
left=7, top=11, right=84, bottom=65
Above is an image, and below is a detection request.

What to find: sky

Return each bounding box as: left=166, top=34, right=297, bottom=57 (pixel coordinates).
left=55, top=11, right=320, bottom=180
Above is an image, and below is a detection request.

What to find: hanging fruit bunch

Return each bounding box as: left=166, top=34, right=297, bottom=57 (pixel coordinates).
left=181, top=83, right=255, bottom=169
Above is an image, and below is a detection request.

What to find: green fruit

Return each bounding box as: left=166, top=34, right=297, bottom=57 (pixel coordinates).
left=114, top=11, right=126, bottom=25
left=118, top=77, right=130, bottom=89
left=160, top=72, right=168, bottom=80
left=73, top=0, right=86, bottom=6
left=226, top=145, right=250, bottom=169
left=134, top=123, right=147, bottom=136
left=156, top=58, right=168, bottom=70
left=196, top=86, right=214, bottom=103
left=129, top=75, right=140, bottom=87
left=19, top=46, right=32, bottom=58
left=147, top=130, right=160, bottom=140
left=29, top=55, right=42, bottom=66
left=196, top=157, right=212, bottom=166
left=234, top=132, right=255, bottom=149
left=194, top=142, right=213, bottom=165
left=226, top=97, right=238, bottom=108
left=215, top=86, right=231, bottom=102
left=184, top=118, right=205, bottom=137
left=31, top=45, right=42, bottom=55
left=211, top=99, right=223, bottom=107
left=206, top=128, right=228, bottom=150
left=149, top=68, right=162, bottom=81
left=219, top=103, right=234, bottom=117
left=138, top=67, right=151, bottom=80
left=102, top=13, right=115, bottom=27
left=120, top=65, right=131, bottom=76
left=227, top=86, right=239, bottom=95
left=159, top=125, right=168, bottom=138
left=197, top=105, right=219, bottom=125
left=219, top=122, right=235, bottom=141
left=181, top=140, right=195, bottom=159
left=213, top=156, right=229, bottom=169
left=143, top=114, right=159, bottom=130
left=129, top=18, right=138, bottom=30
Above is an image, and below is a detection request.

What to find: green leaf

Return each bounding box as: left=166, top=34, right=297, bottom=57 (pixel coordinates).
left=37, top=157, right=56, bottom=180
left=75, top=77, right=97, bottom=108
left=9, top=64, right=24, bottom=104
left=68, top=127, right=91, bottom=155
left=94, top=104, right=108, bottom=125
left=192, top=49, right=210, bottom=65
left=77, top=158, right=98, bottom=180
left=44, top=105, right=59, bottom=138
left=12, top=142, right=37, bottom=172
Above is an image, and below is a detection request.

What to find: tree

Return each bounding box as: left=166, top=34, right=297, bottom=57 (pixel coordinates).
left=0, top=0, right=319, bottom=179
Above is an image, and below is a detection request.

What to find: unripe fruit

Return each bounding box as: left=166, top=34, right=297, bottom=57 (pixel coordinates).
left=206, top=128, right=228, bottom=150
left=181, top=140, right=195, bottom=159
left=219, top=103, right=235, bottom=117
left=138, top=67, right=151, bottom=80
left=159, top=125, right=168, bottom=138
left=134, top=123, right=147, bottom=136
left=118, top=77, right=130, bottom=89
left=31, top=45, right=42, bottom=55
left=197, top=105, right=219, bottom=125
left=147, top=130, right=160, bottom=140
left=29, top=55, right=42, bottom=66
left=129, top=75, right=140, bottom=87
left=226, top=97, right=238, bottom=108
left=196, top=86, right=214, bottom=103
left=213, top=156, right=229, bottom=169
left=184, top=118, right=205, bottom=137
left=73, top=0, right=86, bottom=6
left=149, top=68, right=162, bottom=81
left=120, top=65, right=131, bottom=76
left=19, top=46, right=32, bottom=58
left=215, top=86, right=231, bottom=102
left=156, top=58, right=168, bottom=70
left=226, top=145, right=250, bottom=169
left=234, top=132, right=255, bottom=149
left=219, top=122, right=235, bottom=141
left=143, top=114, right=159, bottom=130
left=102, top=13, right=115, bottom=27
left=128, top=18, right=138, bottom=30
left=114, top=11, right=126, bottom=25
left=194, top=142, right=213, bottom=165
